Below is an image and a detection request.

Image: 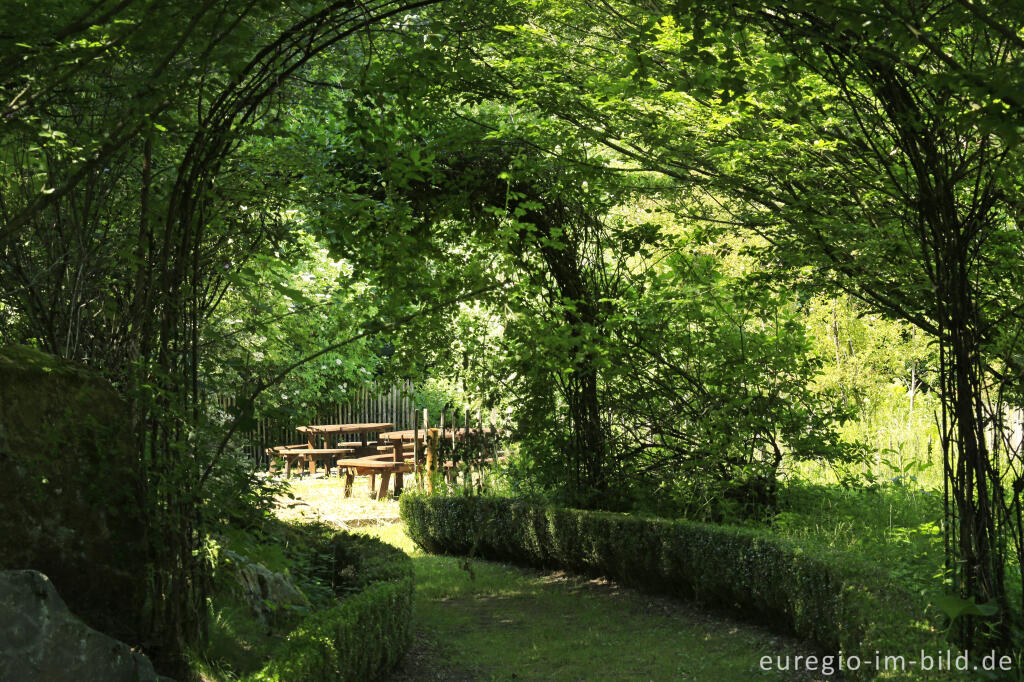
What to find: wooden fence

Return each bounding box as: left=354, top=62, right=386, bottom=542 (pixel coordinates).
left=217, top=380, right=418, bottom=466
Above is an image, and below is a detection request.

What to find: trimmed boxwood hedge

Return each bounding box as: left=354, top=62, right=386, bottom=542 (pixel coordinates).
left=249, top=531, right=414, bottom=682
left=400, top=494, right=954, bottom=681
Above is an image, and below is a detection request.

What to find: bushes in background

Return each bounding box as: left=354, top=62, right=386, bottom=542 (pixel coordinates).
left=400, top=494, right=953, bottom=680
left=248, top=530, right=414, bottom=682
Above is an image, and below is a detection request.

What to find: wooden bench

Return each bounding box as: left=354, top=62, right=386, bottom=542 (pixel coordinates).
left=335, top=437, right=419, bottom=499
left=267, top=444, right=309, bottom=478
left=336, top=456, right=412, bottom=499
left=268, top=446, right=355, bottom=477
left=335, top=437, right=508, bottom=499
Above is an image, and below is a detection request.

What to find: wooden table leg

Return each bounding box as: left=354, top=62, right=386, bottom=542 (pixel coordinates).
left=304, top=431, right=317, bottom=476
left=344, top=470, right=354, bottom=498
left=377, top=470, right=392, bottom=500
left=369, top=473, right=376, bottom=492
left=394, top=471, right=404, bottom=497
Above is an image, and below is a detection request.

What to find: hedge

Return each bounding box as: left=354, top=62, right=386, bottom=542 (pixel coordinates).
left=400, top=494, right=955, bottom=681
left=249, top=531, right=414, bottom=682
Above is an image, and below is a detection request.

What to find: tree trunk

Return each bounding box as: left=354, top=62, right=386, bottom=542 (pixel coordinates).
left=941, top=244, right=1007, bottom=647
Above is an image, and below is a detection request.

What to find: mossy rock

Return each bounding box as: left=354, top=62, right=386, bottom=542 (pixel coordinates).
left=0, top=345, right=147, bottom=644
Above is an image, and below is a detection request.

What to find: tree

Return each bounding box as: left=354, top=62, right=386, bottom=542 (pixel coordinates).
left=1, top=0, right=447, bottom=672
left=420, top=0, right=1023, bottom=649
left=258, top=13, right=857, bottom=512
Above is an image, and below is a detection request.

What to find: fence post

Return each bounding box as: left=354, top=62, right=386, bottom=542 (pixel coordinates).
left=476, top=409, right=484, bottom=493
left=421, top=408, right=429, bottom=490
left=463, top=408, right=471, bottom=490
left=449, top=406, right=457, bottom=489
left=426, top=427, right=439, bottom=494
left=439, top=408, right=447, bottom=491
left=413, top=408, right=420, bottom=490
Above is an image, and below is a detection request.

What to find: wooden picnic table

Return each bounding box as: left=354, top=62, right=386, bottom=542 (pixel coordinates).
left=297, top=422, right=395, bottom=448
left=378, top=426, right=496, bottom=441
left=370, top=426, right=504, bottom=496
left=336, top=450, right=414, bottom=500
left=272, top=423, right=501, bottom=497
left=290, top=422, right=394, bottom=475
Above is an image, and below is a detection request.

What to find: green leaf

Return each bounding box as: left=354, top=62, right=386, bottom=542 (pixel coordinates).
left=933, top=594, right=999, bottom=622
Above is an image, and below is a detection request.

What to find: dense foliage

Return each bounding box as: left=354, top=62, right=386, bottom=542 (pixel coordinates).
left=202, top=521, right=414, bottom=681
left=248, top=529, right=414, bottom=682
left=3, top=0, right=1023, bottom=673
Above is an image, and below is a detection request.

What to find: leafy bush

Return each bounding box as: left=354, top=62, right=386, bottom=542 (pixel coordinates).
left=401, top=494, right=955, bottom=680
left=248, top=530, right=414, bottom=682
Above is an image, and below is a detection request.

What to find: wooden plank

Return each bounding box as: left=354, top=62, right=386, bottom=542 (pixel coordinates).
left=336, top=458, right=413, bottom=470
left=426, top=427, right=438, bottom=494
left=296, top=422, right=394, bottom=435
left=464, top=408, right=471, bottom=489
left=377, top=470, right=392, bottom=500
left=274, top=447, right=355, bottom=455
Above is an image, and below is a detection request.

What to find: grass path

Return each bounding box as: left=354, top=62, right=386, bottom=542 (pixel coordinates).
left=278, top=479, right=828, bottom=680
left=372, top=524, right=830, bottom=681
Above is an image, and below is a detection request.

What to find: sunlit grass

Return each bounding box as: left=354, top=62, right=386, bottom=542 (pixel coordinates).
left=273, top=475, right=400, bottom=527
left=359, top=524, right=824, bottom=681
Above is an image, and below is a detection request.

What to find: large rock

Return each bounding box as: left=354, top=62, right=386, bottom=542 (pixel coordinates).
left=220, top=549, right=311, bottom=626
left=0, top=570, right=158, bottom=682
left=0, top=346, right=147, bottom=645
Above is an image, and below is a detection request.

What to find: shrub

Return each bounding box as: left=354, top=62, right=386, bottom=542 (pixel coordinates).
left=248, top=531, right=414, bottom=682
left=400, top=494, right=954, bottom=680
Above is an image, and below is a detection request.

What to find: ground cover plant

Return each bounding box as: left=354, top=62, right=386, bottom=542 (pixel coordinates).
left=197, top=517, right=413, bottom=681
left=375, top=521, right=824, bottom=681
left=400, top=493, right=957, bottom=679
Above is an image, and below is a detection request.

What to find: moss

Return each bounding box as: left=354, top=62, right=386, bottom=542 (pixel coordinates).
left=0, top=345, right=147, bottom=645
left=0, top=343, right=87, bottom=375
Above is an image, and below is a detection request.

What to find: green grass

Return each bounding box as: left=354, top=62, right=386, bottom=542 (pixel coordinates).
left=362, top=524, right=823, bottom=681
left=772, top=480, right=945, bottom=595
left=198, top=601, right=286, bottom=680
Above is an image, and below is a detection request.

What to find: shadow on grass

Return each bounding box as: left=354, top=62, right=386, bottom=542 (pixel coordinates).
left=365, top=524, right=832, bottom=681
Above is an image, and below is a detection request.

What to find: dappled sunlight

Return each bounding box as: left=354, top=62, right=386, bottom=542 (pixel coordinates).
left=6, top=3, right=1023, bottom=679
left=273, top=476, right=401, bottom=528
left=283, top=486, right=828, bottom=680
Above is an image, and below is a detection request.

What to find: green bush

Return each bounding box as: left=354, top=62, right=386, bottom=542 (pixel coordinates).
left=248, top=531, right=414, bottom=682
left=400, top=494, right=954, bottom=680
